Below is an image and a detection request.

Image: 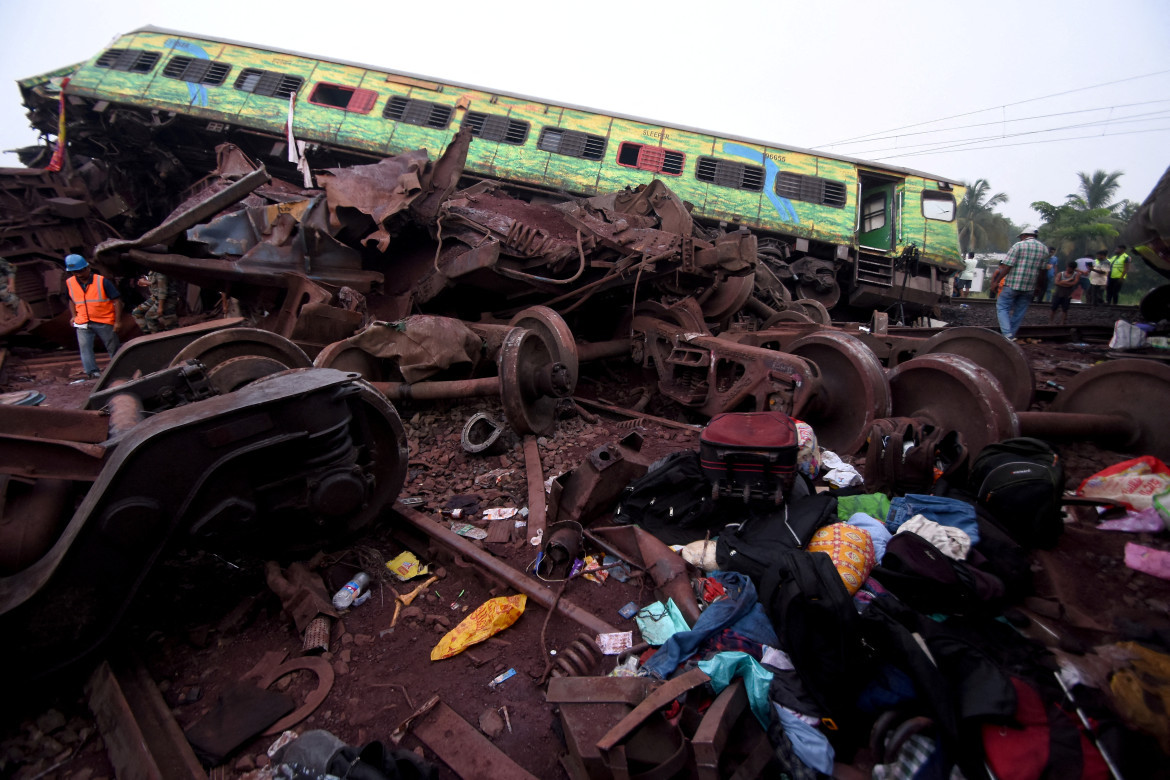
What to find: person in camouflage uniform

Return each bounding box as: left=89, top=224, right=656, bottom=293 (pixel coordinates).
left=0, top=258, right=21, bottom=316
left=132, top=270, right=179, bottom=333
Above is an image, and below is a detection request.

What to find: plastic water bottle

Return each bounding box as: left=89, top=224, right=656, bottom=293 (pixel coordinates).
left=332, top=572, right=371, bottom=609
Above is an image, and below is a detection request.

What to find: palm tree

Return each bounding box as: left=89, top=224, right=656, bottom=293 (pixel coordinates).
left=958, top=179, right=1013, bottom=254
left=1070, top=170, right=1124, bottom=213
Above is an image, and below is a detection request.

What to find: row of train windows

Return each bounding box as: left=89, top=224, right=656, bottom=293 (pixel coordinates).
left=95, top=48, right=848, bottom=207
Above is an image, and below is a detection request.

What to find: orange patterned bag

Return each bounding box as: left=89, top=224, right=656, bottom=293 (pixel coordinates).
left=806, top=523, right=875, bottom=595
left=431, top=594, right=527, bottom=661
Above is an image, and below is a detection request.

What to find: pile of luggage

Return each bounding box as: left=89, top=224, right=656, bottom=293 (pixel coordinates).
left=598, top=411, right=1153, bottom=779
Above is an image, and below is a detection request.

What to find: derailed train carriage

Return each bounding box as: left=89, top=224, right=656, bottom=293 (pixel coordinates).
left=16, top=26, right=966, bottom=314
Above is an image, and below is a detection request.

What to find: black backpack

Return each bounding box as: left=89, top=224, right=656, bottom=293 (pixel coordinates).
left=612, top=450, right=720, bottom=545
left=862, top=417, right=969, bottom=495
left=759, top=549, right=866, bottom=739
left=969, top=438, right=1066, bottom=549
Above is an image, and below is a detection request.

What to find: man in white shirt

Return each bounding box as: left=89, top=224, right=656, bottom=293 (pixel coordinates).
left=1087, top=250, right=1110, bottom=306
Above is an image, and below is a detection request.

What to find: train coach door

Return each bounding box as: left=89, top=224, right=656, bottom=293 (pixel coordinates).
left=858, top=181, right=896, bottom=251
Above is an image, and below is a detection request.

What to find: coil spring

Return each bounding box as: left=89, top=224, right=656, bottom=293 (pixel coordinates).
left=549, top=633, right=602, bottom=679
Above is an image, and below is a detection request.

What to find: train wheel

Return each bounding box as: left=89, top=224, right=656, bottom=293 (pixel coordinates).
left=916, top=326, right=1034, bottom=411
left=887, top=353, right=1019, bottom=458
left=169, top=328, right=312, bottom=374
left=787, top=331, right=891, bottom=455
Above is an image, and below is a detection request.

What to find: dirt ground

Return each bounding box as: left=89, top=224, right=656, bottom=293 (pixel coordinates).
left=2, top=303, right=1170, bottom=780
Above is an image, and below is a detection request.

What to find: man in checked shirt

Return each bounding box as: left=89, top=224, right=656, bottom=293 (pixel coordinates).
left=989, top=228, right=1048, bottom=341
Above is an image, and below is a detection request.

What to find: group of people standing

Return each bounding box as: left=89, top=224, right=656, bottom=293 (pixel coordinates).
left=991, top=231, right=1132, bottom=339
left=62, top=253, right=180, bottom=378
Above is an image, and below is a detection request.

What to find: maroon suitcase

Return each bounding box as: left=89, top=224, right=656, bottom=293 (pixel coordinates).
left=699, top=411, right=799, bottom=504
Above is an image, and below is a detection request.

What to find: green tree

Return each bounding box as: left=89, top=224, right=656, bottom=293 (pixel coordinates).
left=1069, top=169, right=1124, bottom=212
left=957, top=179, right=1016, bottom=255
left=1031, top=200, right=1118, bottom=260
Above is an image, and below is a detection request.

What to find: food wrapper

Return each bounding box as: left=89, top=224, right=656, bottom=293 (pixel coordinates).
left=582, top=555, right=608, bottom=584
left=1077, top=456, right=1170, bottom=511
left=431, top=594, right=527, bottom=660
left=386, top=552, right=428, bottom=581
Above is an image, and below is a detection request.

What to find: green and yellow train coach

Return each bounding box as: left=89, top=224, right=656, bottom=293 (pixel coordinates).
left=21, top=26, right=966, bottom=312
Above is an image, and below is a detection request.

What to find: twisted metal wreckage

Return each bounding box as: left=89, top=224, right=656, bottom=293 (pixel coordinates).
left=2, top=134, right=1169, bottom=739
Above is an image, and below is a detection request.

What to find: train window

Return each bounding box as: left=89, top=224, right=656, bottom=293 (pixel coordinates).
left=163, top=56, right=231, bottom=86
left=774, top=172, right=847, bottom=208
left=922, top=191, right=956, bottom=222
left=382, top=96, right=454, bottom=129
left=537, top=128, right=607, bottom=161
left=463, top=112, right=529, bottom=145
left=695, top=157, right=764, bottom=192
left=617, top=142, right=685, bottom=176
left=862, top=193, right=887, bottom=232
left=94, top=49, right=161, bottom=74
left=234, top=69, right=304, bottom=100
left=309, top=83, right=378, bottom=114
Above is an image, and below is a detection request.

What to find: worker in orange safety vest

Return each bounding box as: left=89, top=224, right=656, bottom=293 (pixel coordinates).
left=64, top=253, right=122, bottom=378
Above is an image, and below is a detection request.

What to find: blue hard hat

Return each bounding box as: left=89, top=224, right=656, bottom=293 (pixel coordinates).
left=65, top=254, right=88, bottom=272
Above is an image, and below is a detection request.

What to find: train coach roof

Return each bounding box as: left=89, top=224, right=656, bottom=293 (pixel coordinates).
left=63, top=25, right=965, bottom=188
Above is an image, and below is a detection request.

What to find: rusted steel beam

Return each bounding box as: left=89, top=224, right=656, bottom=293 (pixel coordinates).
left=576, top=338, right=631, bottom=363
left=0, top=405, right=108, bottom=443
left=372, top=377, right=500, bottom=401
left=85, top=654, right=208, bottom=780
left=1017, top=412, right=1138, bottom=443
left=394, top=503, right=618, bottom=637
left=572, top=397, right=703, bottom=432
left=524, top=435, right=546, bottom=544
left=412, top=701, right=540, bottom=780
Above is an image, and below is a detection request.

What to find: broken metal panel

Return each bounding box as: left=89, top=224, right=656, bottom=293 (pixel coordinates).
left=553, top=433, right=653, bottom=526
left=93, top=166, right=271, bottom=264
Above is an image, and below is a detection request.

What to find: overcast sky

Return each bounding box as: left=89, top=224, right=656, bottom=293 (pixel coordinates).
left=1, top=0, right=1167, bottom=229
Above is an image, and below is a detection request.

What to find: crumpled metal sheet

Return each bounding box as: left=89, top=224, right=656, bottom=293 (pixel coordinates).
left=318, top=151, right=428, bottom=253
left=346, top=316, right=485, bottom=383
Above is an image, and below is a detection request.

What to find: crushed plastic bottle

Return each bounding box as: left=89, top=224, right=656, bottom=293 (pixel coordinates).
left=332, top=572, right=371, bottom=609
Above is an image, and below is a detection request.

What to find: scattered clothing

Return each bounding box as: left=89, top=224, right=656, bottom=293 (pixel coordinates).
left=698, top=651, right=774, bottom=727
left=635, top=599, right=690, bottom=646
left=642, top=571, right=777, bottom=679
left=897, top=514, right=972, bottom=560
left=837, top=493, right=892, bottom=525
left=847, top=511, right=893, bottom=562
left=887, top=494, right=980, bottom=544
left=822, top=450, right=863, bottom=487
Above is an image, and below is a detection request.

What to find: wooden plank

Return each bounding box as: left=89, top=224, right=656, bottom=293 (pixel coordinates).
left=86, top=655, right=208, bottom=780
left=412, top=701, right=539, bottom=780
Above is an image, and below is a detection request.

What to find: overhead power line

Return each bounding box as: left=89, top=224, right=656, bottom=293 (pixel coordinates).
left=847, top=109, right=1170, bottom=157
left=871, top=126, right=1170, bottom=161
left=826, top=99, right=1170, bottom=147
left=814, top=69, right=1170, bottom=148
